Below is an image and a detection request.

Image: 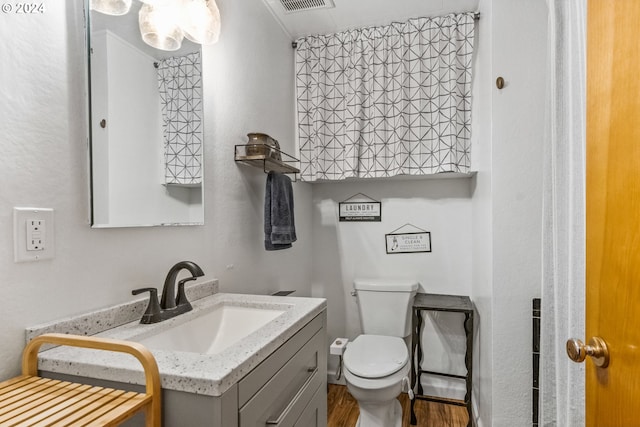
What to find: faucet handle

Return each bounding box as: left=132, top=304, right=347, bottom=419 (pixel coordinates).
left=176, top=277, right=196, bottom=309
left=132, top=287, right=157, bottom=296
left=132, top=287, right=162, bottom=324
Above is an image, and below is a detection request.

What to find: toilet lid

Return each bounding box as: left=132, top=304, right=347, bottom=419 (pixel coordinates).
left=343, top=335, right=408, bottom=378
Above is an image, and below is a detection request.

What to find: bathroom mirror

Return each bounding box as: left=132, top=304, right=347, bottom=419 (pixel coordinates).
left=87, top=3, right=205, bottom=228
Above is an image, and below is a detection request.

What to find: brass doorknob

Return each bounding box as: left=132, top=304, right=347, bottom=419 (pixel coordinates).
left=566, top=336, right=610, bottom=368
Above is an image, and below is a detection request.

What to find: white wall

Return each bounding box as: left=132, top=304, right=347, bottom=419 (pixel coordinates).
left=471, top=0, right=494, bottom=424
left=0, top=0, right=312, bottom=381
left=489, top=0, right=547, bottom=425
left=311, top=177, right=474, bottom=386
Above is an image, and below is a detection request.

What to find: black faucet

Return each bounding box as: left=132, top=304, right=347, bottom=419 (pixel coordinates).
left=160, top=261, right=204, bottom=310
left=132, top=261, right=205, bottom=324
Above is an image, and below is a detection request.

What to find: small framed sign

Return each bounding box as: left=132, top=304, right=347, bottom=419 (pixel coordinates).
left=339, top=193, right=381, bottom=222
left=385, top=224, right=431, bottom=254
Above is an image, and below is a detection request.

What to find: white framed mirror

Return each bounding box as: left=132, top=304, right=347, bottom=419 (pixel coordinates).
left=87, top=1, right=205, bottom=228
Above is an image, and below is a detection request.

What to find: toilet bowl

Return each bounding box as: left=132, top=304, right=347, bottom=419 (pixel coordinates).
left=343, top=334, right=411, bottom=427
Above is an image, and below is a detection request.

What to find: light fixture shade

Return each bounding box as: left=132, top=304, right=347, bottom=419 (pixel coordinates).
left=139, top=0, right=172, bottom=5
left=139, top=3, right=184, bottom=51
left=90, top=0, right=132, bottom=15
left=181, top=0, right=221, bottom=45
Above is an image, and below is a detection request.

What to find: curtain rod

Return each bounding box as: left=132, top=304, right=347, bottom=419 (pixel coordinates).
left=291, top=12, right=480, bottom=49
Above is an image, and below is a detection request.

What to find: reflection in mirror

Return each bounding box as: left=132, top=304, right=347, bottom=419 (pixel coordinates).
left=88, top=3, right=205, bottom=227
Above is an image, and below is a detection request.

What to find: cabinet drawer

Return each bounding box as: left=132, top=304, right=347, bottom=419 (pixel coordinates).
left=239, top=330, right=323, bottom=427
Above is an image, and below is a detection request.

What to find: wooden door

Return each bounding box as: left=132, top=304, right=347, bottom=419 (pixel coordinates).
left=586, top=0, right=640, bottom=425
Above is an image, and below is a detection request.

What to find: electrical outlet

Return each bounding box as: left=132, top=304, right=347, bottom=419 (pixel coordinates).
left=14, top=208, right=55, bottom=262
left=26, top=219, right=45, bottom=251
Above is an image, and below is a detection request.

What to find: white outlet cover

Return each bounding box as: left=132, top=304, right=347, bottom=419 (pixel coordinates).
left=13, top=207, right=55, bottom=262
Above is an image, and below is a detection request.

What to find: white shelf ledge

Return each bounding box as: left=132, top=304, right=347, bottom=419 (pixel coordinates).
left=306, top=171, right=477, bottom=184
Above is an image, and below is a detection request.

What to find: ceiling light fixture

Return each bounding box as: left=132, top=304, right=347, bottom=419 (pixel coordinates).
left=139, top=2, right=184, bottom=51
left=90, top=0, right=132, bottom=16
left=92, top=0, right=221, bottom=51
left=181, top=0, right=221, bottom=45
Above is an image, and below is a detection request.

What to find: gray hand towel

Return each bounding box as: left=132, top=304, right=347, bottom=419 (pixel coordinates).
left=265, top=172, right=297, bottom=251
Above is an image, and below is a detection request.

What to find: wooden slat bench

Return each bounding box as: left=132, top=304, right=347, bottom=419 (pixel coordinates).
left=0, top=333, right=161, bottom=427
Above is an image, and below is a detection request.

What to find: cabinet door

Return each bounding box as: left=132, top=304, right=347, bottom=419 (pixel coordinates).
left=294, top=383, right=327, bottom=427
left=239, top=331, right=323, bottom=427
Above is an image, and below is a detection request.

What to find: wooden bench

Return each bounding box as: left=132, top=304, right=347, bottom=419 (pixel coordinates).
left=0, top=333, right=161, bottom=426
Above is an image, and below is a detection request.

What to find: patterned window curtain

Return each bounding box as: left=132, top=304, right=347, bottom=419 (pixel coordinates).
left=295, top=13, right=476, bottom=181
left=156, top=51, right=203, bottom=185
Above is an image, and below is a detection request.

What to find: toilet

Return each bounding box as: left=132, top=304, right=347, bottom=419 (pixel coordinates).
left=343, top=278, right=419, bottom=427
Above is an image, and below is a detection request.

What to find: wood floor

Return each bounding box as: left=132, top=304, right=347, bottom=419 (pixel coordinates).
left=327, top=384, right=469, bottom=427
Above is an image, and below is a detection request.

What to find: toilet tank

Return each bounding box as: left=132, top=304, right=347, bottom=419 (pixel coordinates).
left=354, top=278, right=419, bottom=337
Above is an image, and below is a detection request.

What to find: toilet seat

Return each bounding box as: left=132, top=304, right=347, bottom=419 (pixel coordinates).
left=343, top=335, right=409, bottom=378
left=343, top=359, right=410, bottom=391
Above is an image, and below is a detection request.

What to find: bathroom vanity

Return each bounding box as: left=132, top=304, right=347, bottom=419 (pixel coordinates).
left=27, top=281, right=327, bottom=427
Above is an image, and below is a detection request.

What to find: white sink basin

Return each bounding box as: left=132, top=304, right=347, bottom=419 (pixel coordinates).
left=138, top=304, right=286, bottom=354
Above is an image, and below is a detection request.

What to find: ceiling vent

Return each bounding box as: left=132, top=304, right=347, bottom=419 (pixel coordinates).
left=279, top=0, right=335, bottom=13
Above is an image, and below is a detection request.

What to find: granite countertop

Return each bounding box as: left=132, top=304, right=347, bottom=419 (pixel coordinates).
left=27, top=280, right=327, bottom=397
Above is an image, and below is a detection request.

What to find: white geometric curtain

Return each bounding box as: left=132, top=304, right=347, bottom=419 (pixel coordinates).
left=295, top=13, right=476, bottom=182
left=156, top=51, right=203, bottom=185
left=540, top=0, right=586, bottom=425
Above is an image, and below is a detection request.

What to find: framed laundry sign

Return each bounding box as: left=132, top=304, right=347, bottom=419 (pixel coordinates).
left=385, top=224, right=431, bottom=254
left=339, top=193, right=381, bottom=222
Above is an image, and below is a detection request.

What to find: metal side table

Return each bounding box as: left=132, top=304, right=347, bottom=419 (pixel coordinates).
left=410, top=293, right=474, bottom=427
